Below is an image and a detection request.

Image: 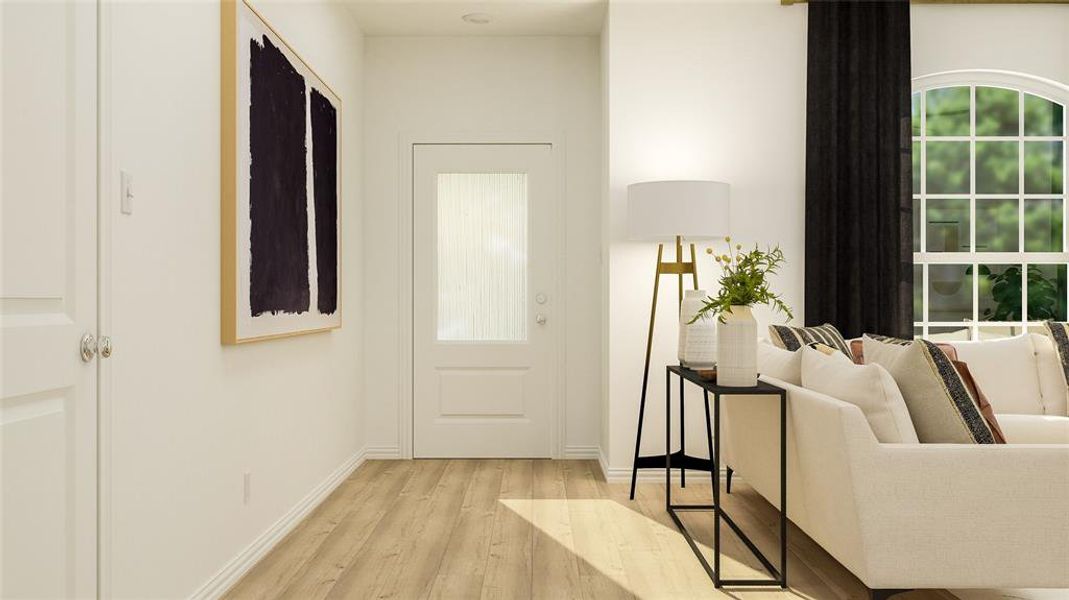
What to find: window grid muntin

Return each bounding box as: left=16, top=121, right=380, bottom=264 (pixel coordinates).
left=913, top=81, right=1068, bottom=340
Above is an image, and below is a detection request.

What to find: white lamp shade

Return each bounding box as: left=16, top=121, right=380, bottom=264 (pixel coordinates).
left=626, top=180, right=730, bottom=241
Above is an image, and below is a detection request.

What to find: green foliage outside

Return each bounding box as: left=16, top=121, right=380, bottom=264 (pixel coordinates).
left=914, top=86, right=1067, bottom=323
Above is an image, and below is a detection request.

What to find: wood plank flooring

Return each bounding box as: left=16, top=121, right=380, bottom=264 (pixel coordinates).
left=225, top=460, right=955, bottom=600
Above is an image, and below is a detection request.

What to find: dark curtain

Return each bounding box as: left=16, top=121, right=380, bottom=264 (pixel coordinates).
left=805, top=0, right=914, bottom=339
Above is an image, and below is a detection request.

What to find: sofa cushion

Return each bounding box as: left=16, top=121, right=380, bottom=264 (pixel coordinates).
left=948, top=335, right=1043, bottom=415
left=881, top=341, right=997, bottom=444
left=995, top=414, right=1069, bottom=443
left=757, top=341, right=802, bottom=385
left=1032, top=332, right=1068, bottom=416
left=800, top=346, right=918, bottom=443
left=768, top=323, right=851, bottom=358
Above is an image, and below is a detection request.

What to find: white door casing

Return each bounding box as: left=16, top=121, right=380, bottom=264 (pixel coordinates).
left=0, top=1, right=98, bottom=597
left=412, top=144, right=558, bottom=458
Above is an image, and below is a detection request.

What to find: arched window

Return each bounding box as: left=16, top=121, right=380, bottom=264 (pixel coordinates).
left=912, top=70, right=1068, bottom=340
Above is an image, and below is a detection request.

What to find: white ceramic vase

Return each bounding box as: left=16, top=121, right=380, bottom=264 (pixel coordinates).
left=716, top=305, right=758, bottom=387
left=678, top=290, right=716, bottom=369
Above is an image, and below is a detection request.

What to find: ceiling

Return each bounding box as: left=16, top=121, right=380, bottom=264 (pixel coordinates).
left=343, top=0, right=608, bottom=36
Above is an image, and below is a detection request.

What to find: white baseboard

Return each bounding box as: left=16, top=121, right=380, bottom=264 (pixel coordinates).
left=601, top=462, right=737, bottom=484
left=188, top=448, right=367, bottom=600
left=364, top=445, right=402, bottom=459
left=562, top=445, right=601, bottom=459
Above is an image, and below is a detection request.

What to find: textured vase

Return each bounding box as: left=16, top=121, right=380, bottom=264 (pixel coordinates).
left=678, top=290, right=716, bottom=369
left=717, top=305, right=758, bottom=387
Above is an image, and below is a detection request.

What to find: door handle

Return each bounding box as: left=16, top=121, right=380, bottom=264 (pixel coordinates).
left=99, top=336, right=113, bottom=359
left=80, top=333, right=97, bottom=363
left=535, top=314, right=547, bottom=325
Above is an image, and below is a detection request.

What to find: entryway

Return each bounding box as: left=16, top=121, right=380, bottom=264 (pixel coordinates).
left=411, top=143, right=559, bottom=458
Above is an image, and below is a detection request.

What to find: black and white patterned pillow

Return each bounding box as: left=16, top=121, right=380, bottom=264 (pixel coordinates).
left=768, top=323, right=851, bottom=358
left=1043, top=321, right=1069, bottom=391
left=884, top=340, right=996, bottom=444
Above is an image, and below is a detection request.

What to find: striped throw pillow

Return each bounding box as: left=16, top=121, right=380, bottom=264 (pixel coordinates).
left=768, top=323, right=851, bottom=358
left=1043, top=321, right=1069, bottom=393
left=884, top=340, right=996, bottom=444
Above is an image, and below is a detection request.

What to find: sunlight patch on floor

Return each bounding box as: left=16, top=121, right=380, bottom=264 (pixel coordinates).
left=500, top=498, right=813, bottom=599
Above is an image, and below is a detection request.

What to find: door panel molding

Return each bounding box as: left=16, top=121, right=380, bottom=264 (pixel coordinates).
left=398, top=132, right=567, bottom=459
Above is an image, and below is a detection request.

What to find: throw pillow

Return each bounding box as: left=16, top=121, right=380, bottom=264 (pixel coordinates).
left=1031, top=332, right=1068, bottom=416
left=856, top=334, right=959, bottom=367
left=768, top=323, right=851, bottom=358
left=757, top=341, right=802, bottom=386
left=1043, top=321, right=1069, bottom=405
left=882, top=340, right=997, bottom=444
left=950, top=334, right=1043, bottom=415
left=953, top=360, right=1007, bottom=444
left=800, top=346, right=919, bottom=443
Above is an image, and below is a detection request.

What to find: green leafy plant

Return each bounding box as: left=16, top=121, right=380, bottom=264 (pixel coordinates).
left=690, top=238, right=794, bottom=323
left=972, top=264, right=1061, bottom=321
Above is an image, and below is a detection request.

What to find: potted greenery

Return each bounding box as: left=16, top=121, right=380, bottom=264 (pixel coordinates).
left=691, top=238, right=793, bottom=386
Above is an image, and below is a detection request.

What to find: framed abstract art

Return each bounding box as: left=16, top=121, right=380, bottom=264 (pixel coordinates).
left=221, top=0, right=342, bottom=344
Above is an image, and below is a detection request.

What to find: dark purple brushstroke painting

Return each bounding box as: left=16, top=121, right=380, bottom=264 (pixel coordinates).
left=310, top=88, right=338, bottom=315
left=249, top=35, right=309, bottom=316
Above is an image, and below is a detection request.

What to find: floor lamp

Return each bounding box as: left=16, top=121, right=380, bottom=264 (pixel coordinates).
left=626, top=180, right=731, bottom=500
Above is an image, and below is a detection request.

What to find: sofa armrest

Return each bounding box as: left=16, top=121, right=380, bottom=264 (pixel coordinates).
left=780, top=383, right=1069, bottom=589
left=995, top=413, right=1069, bottom=444
left=848, top=439, right=1069, bottom=589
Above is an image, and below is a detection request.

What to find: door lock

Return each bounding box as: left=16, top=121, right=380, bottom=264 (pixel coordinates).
left=80, top=333, right=97, bottom=363
left=535, top=314, right=547, bottom=325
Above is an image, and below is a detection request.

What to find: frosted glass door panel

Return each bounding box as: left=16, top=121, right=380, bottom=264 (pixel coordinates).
left=437, top=173, right=528, bottom=341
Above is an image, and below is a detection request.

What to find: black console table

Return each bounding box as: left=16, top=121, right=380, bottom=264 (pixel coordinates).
left=664, top=365, right=788, bottom=589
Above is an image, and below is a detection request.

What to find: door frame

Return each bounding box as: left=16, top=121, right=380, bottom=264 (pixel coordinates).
left=97, top=0, right=114, bottom=594
left=398, top=132, right=567, bottom=459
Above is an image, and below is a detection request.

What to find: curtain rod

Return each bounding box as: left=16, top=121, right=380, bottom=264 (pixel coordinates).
left=783, top=0, right=1068, bottom=5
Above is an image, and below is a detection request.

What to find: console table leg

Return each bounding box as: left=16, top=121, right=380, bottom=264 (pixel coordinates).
left=665, top=369, right=671, bottom=510
left=679, top=374, right=685, bottom=488
left=713, top=392, right=721, bottom=587
left=703, top=390, right=715, bottom=494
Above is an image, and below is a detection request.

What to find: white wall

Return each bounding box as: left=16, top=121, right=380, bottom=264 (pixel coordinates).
left=600, top=1, right=1069, bottom=475
left=362, top=36, right=603, bottom=457
left=106, top=1, right=364, bottom=597
left=602, top=1, right=808, bottom=474
left=911, top=4, right=1069, bottom=81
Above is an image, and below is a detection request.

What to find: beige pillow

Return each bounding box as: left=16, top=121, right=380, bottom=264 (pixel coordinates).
left=884, top=341, right=997, bottom=444
left=757, top=341, right=802, bottom=386
left=1031, top=332, right=1068, bottom=416
left=862, top=334, right=909, bottom=369
left=950, top=334, right=1042, bottom=415
left=800, top=346, right=918, bottom=443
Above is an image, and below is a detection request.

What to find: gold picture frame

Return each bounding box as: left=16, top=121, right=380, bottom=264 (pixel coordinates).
left=221, top=0, right=343, bottom=344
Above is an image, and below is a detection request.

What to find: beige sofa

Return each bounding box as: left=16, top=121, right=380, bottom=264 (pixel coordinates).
left=723, top=333, right=1069, bottom=597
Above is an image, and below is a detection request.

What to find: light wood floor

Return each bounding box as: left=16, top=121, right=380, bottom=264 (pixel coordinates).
left=225, top=460, right=955, bottom=600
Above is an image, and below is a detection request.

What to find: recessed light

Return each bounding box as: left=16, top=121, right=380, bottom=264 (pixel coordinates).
left=461, top=13, right=492, bottom=25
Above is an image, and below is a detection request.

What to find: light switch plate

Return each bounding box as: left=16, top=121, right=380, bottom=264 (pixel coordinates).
left=120, top=170, right=133, bottom=215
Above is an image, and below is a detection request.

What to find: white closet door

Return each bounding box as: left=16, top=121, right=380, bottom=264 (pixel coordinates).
left=1, top=1, right=98, bottom=596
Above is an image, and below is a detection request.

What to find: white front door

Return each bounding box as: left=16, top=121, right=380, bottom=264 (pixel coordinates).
left=1, top=1, right=98, bottom=597
left=413, top=144, right=558, bottom=458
